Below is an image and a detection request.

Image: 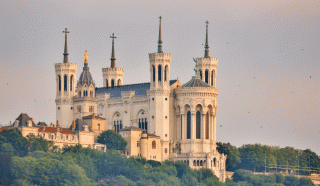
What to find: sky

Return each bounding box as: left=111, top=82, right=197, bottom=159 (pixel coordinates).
left=0, top=0, right=319, bottom=155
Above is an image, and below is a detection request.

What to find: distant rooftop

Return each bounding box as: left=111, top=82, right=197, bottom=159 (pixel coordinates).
left=96, top=80, right=177, bottom=98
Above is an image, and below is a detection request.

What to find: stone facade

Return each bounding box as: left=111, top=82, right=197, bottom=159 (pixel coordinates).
left=51, top=20, right=227, bottom=181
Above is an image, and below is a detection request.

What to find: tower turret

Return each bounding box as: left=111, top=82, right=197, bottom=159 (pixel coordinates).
left=196, top=21, right=218, bottom=87
left=55, top=28, right=77, bottom=128
left=149, top=16, right=171, bottom=161
left=102, top=33, right=124, bottom=87
left=74, top=50, right=97, bottom=119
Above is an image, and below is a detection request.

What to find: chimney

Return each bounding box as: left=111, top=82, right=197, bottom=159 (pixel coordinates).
left=50, top=122, right=53, bottom=127
left=56, top=120, right=59, bottom=128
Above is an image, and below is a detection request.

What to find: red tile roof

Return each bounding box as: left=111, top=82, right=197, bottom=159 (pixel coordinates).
left=38, top=126, right=75, bottom=135
left=0, top=126, right=9, bottom=133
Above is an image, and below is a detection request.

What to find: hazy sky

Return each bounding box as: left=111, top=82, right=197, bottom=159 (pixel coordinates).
left=0, top=0, right=319, bottom=155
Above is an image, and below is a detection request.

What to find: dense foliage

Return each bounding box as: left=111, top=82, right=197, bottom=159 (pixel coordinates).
left=97, top=130, right=127, bottom=150
left=0, top=128, right=318, bottom=185
left=217, top=142, right=320, bottom=174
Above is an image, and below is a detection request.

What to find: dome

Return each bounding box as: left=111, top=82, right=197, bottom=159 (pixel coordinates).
left=77, top=64, right=95, bottom=87
left=182, top=76, right=211, bottom=88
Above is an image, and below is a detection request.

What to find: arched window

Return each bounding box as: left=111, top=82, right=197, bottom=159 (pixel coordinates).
left=64, top=75, right=68, bottom=91
left=200, top=160, right=203, bottom=166
left=152, top=65, right=155, bottom=82
left=58, top=75, right=61, bottom=91
left=196, top=111, right=201, bottom=139
left=85, top=90, right=88, bottom=97
left=138, top=110, right=148, bottom=132
left=199, top=70, right=202, bottom=80
left=152, top=140, right=156, bottom=149
left=118, top=79, right=121, bottom=86
left=213, top=158, right=216, bottom=167
left=197, top=160, right=200, bottom=166
left=90, top=91, right=93, bottom=97
left=211, top=70, right=214, bottom=86
left=83, top=90, right=85, bottom=97
left=187, top=111, right=191, bottom=139
left=204, top=160, right=207, bottom=166
left=165, top=65, right=168, bottom=81
left=70, top=75, right=73, bottom=91
left=158, top=65, right=162, bottom=82
left=206, top=112, right=209, bottom=139
left=205, top=70, right=209, bottom=84
left=79, top=91, right=81, bottom=97
left=106, top=79, right=108, bottom=88
left=98, top=124, right=100, bottom=130
left=193, top=160, right=196, bottom=166
left=111, top=79, right=115, bottom=88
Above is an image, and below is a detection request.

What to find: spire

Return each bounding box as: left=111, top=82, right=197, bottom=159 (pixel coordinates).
left=63, top=28, right=69, bottom=63
left=110, top=33, right=117, bottom=68
left=157, top=16, right=163, bottom=53
left=204, top=20, right=210, bottom=58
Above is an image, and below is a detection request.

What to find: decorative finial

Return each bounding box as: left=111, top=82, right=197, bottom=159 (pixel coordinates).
left=158, top=16, right=163, bottom=53
left=204, top=20, right=210, bottom=58
left=110, top=33, right=117, bottom=68
left=63, top=28, right=70, bottom=63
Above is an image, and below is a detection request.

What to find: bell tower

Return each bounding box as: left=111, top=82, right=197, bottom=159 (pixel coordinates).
left=55, top=28, right=77, bottom=128
left=149, top=16, right=171, bottom=161
left=196, top=21, right=218, bottom=87
left=102, top=33, right=124, bottom=88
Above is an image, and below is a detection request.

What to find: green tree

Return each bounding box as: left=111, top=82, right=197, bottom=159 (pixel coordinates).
left=0, top=152, right=13, bottom=186
left=0, top=128, right=28, bottom=156
left=97, top=130, right=127, bottom=150
left=27, top=135, right=54, bottom=152
left=217, top=142, right=241, bottom=171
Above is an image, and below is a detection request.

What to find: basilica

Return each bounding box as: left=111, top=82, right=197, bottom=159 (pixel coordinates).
left=54, top=18, right=227, bottom=181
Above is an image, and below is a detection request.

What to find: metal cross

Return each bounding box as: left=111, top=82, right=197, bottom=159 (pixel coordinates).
left=159, top=16, right=162, bottom=21
left=110, top=33, right=117, bottom=40
left=205, top=20, right=209, bottom=25
left=63, top=28, right=69, bottom=37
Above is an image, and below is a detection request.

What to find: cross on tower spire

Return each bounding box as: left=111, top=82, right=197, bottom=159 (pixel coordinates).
left=204, top=20, right=210, bottom=58
left=157, top=16, right=163, bottom=53
left=110, top=33, right=117, bottom=68
left=63, top=28, right=70, bottom=63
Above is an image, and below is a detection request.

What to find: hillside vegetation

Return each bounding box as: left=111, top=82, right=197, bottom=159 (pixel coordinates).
left=0, top=128, right=317, bottom=186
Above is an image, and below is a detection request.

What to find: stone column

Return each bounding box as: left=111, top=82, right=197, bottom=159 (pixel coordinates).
left=202, top=113, right=206, bottom=140
left=213, top=115, right=216, bottom=142
left=209, top=112, right=213, bottom=141
left=191, top=112, right=195, bottom=140
left=208, top=71, right=212, bottom=86
left=155, top=66, right=158, bottom=87
left=181, top=114, right=185, bottom=140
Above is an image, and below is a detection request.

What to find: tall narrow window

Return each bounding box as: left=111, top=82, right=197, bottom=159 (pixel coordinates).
left=111, top=79, right=115, bottom=88
left=196, top=111, right=201, bottom=139
left=118, top=79, right=121, bottom=86
left=70, top=75, right=73, bottom=91
left=98, top=124, right=100, bottom=130
left=86, top=90, right=88, bottom=97
left=142, top=118, right=145, bottom=129
left=64, top=75, right=67, bottom=91
left=83, top=90, right=85, bottom=97
left=199, top=70, right=202, bottom=80
left=120, top=120, right=123, bottom=130
left=187, top=111, right=191, bottom=139
left=158, top=65, right=162, bottom=82
left=106, top=79, right=108, bottom=87
left=139, top=119, right=141, bottom=129
left=117, top=121, right=120, bottom=133
left=206, top=112, right=209, bottom=139
left=152, top=65, right=155, bottom=82
left=145, top=119, right=148, bottom=132
left=165, top=65, right=168, bottom=81
left=211, top=70, right=214, bottom=86
left=58, top=75, right=61, bottom=91
left=205, top=70, right=209, bottom=84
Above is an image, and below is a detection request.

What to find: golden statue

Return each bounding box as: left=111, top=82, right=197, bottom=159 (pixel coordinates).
left=84, top=50, right=89, bottom=63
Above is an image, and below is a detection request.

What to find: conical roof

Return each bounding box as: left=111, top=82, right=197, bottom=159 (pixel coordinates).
left=78, top=64, right=95, bottom=87
left=182, top=76, right=211, bottom=88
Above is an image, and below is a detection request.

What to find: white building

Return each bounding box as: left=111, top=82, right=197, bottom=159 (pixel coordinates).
left=54, top=19, right=226, bottom=181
